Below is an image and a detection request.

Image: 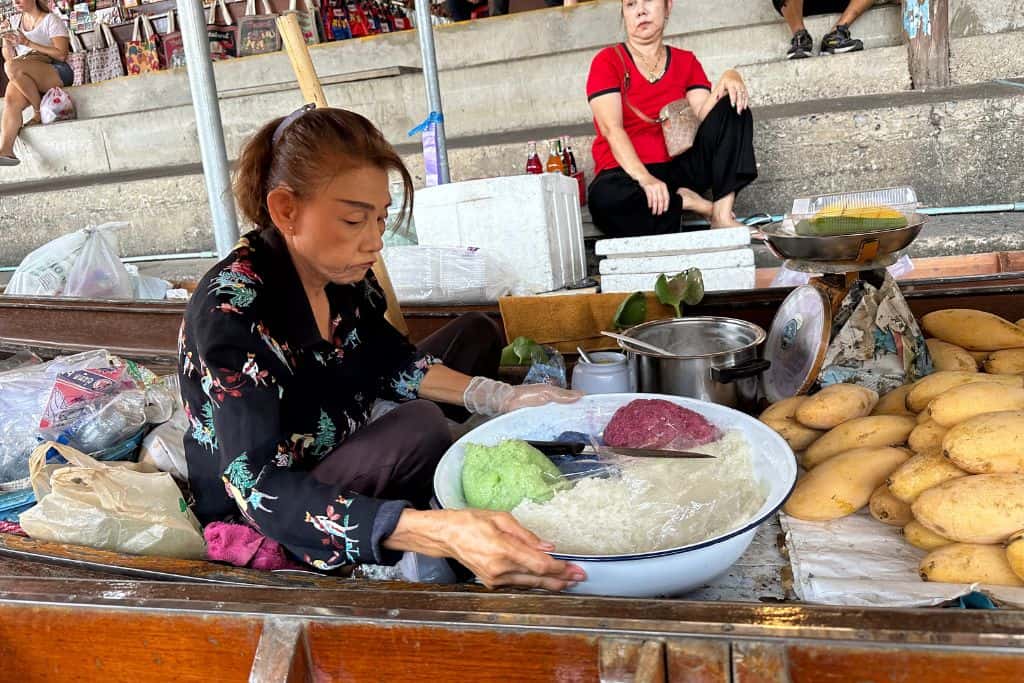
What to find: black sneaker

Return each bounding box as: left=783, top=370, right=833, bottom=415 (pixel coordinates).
left=821, top=24, right=864, bottom=55
left=787, top=29, right=813, bottom=60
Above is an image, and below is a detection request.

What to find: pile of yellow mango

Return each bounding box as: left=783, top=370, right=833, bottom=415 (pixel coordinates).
left=761, top=309, right=1024, bottom=587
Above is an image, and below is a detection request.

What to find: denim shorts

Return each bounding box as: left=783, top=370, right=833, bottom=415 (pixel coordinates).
left=52, top=61, right=74, bottom=87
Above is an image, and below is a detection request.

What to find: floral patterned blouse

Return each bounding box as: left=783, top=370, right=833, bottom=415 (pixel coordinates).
left=178, top=228, right=441, bottom=570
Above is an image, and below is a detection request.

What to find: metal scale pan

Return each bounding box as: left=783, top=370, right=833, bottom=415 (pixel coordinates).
left=755, top=213, right=928, bottom=263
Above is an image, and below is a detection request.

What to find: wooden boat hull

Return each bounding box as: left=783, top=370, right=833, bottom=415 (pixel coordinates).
left=3, top=271, right=1024, bottom=373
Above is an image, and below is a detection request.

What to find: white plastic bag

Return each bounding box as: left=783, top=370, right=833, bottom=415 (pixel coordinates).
left=63, top=223, right=134, bottom=299
left=20, top=442, right=206, bottom=559
left=139, top=407, right=189, bottom=482
left=40, top=87, right=76, bottom=125
left=6, top=230, right=90, bottom=296
left=383, top=246, right=517, bottom=304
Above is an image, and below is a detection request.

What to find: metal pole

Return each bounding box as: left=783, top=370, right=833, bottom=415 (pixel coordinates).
left=177, top=0, right=240, bottom=258
left=413, top=1, right=451, bottom=184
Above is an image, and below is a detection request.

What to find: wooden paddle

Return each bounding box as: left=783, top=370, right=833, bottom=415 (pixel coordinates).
left=276, top=13, right=409, bottom=336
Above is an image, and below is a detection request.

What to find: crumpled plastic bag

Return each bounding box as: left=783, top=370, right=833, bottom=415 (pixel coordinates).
left=20, top=442, right=205, bottom=559
left=63, top=223, right=134, bottom=300
left=139, top=406, right=188, bottom=482
left=6, top=230, right=90, bottom=296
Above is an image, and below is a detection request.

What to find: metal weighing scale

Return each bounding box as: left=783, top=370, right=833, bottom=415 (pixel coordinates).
left=752, top=188, right=927, bottom=403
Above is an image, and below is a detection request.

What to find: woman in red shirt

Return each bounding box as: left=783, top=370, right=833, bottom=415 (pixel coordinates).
left=586, top=0, right=757, bottom=237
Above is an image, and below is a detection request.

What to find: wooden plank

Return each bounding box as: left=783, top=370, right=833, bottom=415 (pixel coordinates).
left=903, top=0, right=951, bottom=89
left=600, top=639, right=666, bottom=683
left=666, top=639, right=729, bottom=683
left=0, top=604, right=262, bottom=682
left=2, top=577, right=1023, bottom=650
left=785, top=644, right=1024, bottom=683
left=732, top=642, right=790, bottom=683
left=249, top=617, right=311, bottom=683
left=305, top=622, right=600, bottom=682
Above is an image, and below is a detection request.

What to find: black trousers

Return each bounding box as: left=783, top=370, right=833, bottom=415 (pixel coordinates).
left=587, top=97, right=757, bottom=239
left=773, top=0, right=851, bottom=16
left=312, top=312, right=504, bottom=509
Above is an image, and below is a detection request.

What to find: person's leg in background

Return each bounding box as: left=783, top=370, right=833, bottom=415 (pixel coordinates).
left=672, top=97, right=757, bottom=229
left=416, top=311, right=505, bottom=423
left=0, top=82, right=28, bottom=163
left=5, top=60, right=61, bottom=127
left=588, top=165, right=683, bottom=238
left=775, top=0, right=814, bottom=59
left=821, top=0, right=873, bottom=54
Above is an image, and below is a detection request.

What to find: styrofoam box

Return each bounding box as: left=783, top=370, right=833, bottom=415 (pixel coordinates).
left=413, top=175, right=586, bottom=295
left=600, top=266, right=757, bottom=293
left=599, top=248, right=754, bottom=276
left=595, top=226, right=750, bottom=258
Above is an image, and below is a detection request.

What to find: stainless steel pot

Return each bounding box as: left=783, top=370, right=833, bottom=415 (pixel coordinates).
left=617, top=317, right=769, bottom=410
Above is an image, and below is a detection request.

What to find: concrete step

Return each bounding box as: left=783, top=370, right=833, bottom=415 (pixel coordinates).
left=2, top=78, right=1021, bottom=265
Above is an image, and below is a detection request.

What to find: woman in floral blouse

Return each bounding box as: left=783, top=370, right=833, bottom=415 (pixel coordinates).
left=179, top=107, right=586, bottom=591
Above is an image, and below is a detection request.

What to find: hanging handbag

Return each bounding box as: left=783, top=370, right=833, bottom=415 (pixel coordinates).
left=288, top=0, right=321, bottom=45
left=238, top=0, right=281, bottom=57
left=320, top=0, right=351, bottom=41
left=206, top=0, right=239, bottom=60
left=66, top=29, right=89, bottom=86
left=615, top=45, right=699, bottom=158
left=86, top=21, right=126, bottom=83
left=124, top=13, right=162, bottom=74
left=161, top=10, right=187, bottom=68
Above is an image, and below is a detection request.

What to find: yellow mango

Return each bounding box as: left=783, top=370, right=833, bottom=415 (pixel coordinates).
left=869, top=485, right=913, bottom=526
left=926, top=339, right=978, bottom=372
left=912, top=474, right=1024, bottom=544
left=942, top=410, right=1024, bottom=474
left=802, top=415, right=916, bottom=469
left=872, top=383, right=915, bottom=417
left=919, top=543, right=1024, bottom=586
left=983, top=349, right=1024, bottom=375
left=906, top=371, right=1023, bottom=413
left=886, top=451, right=968, bottom=503
left=795, top=384, right=878, bottom=430
left=926, top=382, right=1024, bottom=428
left=783, top=447, right=910, bottom=522
left=921, top=309, right=1024, bottom=351
left=902, top=520, right=953, bottom=551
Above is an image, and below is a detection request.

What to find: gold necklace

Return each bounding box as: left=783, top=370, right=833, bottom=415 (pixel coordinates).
left=630, top=45, right=664, bottom=83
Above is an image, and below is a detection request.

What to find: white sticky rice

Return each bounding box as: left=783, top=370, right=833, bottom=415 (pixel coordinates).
left=511, top=430, right=766, bottom=556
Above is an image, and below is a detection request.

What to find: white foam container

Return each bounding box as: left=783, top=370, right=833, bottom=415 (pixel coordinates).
left=599, top=248, right=754, bottom=275
left=434, top=393, right=797, bottom=598
left=413, top=175, right=586, bottom=295
left=596, top=227, right=751, bottom=258
left=600, top=266, right=756, bottom=294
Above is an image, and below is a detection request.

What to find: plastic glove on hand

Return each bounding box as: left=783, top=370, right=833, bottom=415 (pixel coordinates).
left=463, top=377, right=582, bottom=417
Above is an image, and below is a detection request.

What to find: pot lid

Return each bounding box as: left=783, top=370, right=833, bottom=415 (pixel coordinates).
left=763, top=285, right=832, bottom=403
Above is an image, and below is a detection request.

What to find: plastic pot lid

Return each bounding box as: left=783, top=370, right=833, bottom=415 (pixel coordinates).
left=763, top=285, right=832, bottom=404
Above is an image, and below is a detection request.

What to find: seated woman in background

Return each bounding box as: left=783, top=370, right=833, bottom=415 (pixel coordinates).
left=0, top=0, right=73, bottom=167
left=586, top=0, right=757, bottom=238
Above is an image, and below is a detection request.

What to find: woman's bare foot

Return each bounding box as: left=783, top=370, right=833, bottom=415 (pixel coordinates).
left=677, top=187, right=713, bottom=218
left=709, top=212, right=745, bottom=229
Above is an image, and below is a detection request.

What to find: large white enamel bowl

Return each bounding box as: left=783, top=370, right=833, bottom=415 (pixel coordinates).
left=434, top=393, right=797, bottom=598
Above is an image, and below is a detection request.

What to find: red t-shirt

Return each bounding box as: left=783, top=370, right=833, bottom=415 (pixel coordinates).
left=586, top=45, right=712, bottom=175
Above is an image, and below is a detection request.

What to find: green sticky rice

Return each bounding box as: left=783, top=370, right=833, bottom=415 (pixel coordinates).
left=462, top=440, right=564, bottom=512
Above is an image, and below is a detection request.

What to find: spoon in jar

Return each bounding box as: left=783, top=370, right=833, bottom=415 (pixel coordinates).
left=576, top=346, right=594, bottom=364
left=600, top=331, right=674, bottom=356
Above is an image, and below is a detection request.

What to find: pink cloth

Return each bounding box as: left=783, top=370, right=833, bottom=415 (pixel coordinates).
left=0, top=521, right=27, bottom=536
left=204, top=521, right=303, bottom=571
